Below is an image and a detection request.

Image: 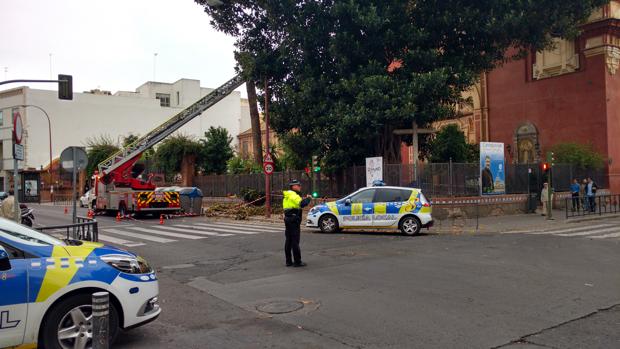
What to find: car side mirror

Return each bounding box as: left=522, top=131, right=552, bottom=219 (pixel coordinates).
left=0, top=246, right=11, bottom=272
left=344, top=199, right=352, bottom=206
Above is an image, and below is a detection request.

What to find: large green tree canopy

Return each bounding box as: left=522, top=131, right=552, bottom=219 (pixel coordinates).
left=196, top=0, right=605, bottom=170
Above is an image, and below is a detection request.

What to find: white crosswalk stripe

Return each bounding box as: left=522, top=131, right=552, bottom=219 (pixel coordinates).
left=128, top=226, right=206, bottom=240
left=158, top=225, right=235, bottom=237
left=103, top=228, right=177, bottom=243
left=504, top=223, right=620, bottom=241
left=200, top=222, right=283, bottom=232
left=97, top=233, right=146, bottom=247
left=524, top=224, right=612, bottom=235
left=191, top=223, right=277, bottom=234
left=96, top=221, right=283, bottom=247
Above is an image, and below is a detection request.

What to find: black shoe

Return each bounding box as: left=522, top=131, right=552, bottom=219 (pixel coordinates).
left=286, top=262, right=294, bottom=267
left=293, top=262, right=307, bottom=267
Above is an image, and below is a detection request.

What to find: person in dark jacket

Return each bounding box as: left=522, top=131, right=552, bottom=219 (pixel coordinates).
left=282, top=180, right=312, bottom=267
left=481, top=156, right=494, bottom=194
left=570, top=179, right=580, bottom=211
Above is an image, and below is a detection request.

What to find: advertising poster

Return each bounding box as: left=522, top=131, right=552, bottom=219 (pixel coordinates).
left=366, top=157, right=383, bottom=187
left=480, top=142, right=506, bottom=195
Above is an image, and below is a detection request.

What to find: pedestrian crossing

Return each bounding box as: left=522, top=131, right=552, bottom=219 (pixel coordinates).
left=503, top=222, right=620, bottom=241
left=94, top=221, right=283, bottom=247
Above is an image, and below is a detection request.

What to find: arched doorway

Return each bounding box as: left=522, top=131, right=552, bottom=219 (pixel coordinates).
left=514, top=122, right=539, bottom=164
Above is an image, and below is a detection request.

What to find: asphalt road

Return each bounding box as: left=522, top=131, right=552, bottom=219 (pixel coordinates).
left=32, top=204, right=620, bottom=349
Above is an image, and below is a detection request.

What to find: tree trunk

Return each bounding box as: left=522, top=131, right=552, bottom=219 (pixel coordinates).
left=246, top=80, right=263, bottom=164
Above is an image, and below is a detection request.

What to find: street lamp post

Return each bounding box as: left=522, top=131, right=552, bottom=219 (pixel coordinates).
left=7, top=104, right=53, bottom=199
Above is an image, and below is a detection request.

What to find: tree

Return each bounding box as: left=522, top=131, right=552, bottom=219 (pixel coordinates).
left=428, top=124, right=476, bottom=163
left=154, top=134, right=202, bottom=176
left=246, top=80, right=264, bottom=164
left=226, top=155, right=261, bottom=174
left=197, top=0, right=605, bottom=170
left=200, top=126, right=234, bottom=174
left=85, top=135, right=119, bottom=177
left=550, top=142, right=605, bottom=169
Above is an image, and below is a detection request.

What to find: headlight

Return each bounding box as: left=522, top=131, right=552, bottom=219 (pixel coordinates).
left=101, top=254, right=152, bottom=274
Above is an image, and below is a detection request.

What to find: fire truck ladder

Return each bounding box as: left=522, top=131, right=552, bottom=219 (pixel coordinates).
left=97, top=74, right=245, bottom=176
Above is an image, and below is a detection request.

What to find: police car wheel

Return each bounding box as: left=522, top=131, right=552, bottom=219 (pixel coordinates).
left=41, top=293, right=119, bottom=349
left=319, top=215, right=339, bottom=233
left=399, top=216, right=421, bottom=236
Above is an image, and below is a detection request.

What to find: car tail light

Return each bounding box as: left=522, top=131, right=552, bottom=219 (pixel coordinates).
left=420, top=193, right=431, bottom=207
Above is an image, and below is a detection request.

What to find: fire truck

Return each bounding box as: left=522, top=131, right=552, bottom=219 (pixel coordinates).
left=93, top=75, right=245, bottom=215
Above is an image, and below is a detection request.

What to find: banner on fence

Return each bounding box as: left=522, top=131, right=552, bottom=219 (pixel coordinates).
left=480, top=142, right=506, bottom=195
left=366, top=157, right=383, bottom=187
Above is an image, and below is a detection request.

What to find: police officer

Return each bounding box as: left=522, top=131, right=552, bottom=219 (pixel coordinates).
left=282, top=179, right=312, bottom=267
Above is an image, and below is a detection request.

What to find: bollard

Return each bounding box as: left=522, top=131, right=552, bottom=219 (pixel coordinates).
left=159, top=214, right=164, bottom=225
left=92, top=291, right=110, bottom=349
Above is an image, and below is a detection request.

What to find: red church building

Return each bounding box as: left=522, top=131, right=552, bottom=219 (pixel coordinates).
left=407, top=3, right=620, bottom=194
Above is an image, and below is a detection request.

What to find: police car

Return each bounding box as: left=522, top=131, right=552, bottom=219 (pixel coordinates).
left=306, top=186, right=433, bottom=235
left=0, top=218, right=160, bottom=349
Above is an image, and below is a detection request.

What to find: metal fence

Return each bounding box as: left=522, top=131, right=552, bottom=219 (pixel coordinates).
left=193, top=163, right=609, bottom=199
left=37, top=216, right=99, bottom=242
left=565, top=194, right=620, bottom=218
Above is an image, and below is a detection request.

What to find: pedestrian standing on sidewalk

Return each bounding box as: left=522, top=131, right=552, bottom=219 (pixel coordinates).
left=586, top=177, right=598, bottom=213
left=540, top=182, right=553, bottom=216
left=581, top=178, right=588, bottom=211
left=570, top=179, right=580, bottom=212
left=282, top=179, right=312, bottom=267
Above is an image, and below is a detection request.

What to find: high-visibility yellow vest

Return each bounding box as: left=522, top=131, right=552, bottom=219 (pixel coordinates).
left=282, top=190, right=302, bottom=209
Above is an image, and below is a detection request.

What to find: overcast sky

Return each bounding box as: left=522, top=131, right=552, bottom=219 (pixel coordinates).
left=0, top=0, right=244, bottom=95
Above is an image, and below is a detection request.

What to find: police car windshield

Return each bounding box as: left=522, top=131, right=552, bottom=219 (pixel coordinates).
left=0, top=218, right=65, bottom=246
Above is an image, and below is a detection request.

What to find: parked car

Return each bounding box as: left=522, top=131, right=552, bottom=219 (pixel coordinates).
left=306, top=186, right=433, bottom=235
left=0, top=218, right=160, bottom=348
left=79, top=189, right=95, bottom=208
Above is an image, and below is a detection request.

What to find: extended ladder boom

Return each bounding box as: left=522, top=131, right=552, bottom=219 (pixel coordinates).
left=98, top=74, right=245, bottom=176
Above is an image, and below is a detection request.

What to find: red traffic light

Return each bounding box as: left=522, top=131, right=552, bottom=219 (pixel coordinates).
left=542, top=163, right=549, bottom=171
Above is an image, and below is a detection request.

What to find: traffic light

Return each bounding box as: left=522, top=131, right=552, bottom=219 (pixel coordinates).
left=58, top=74, right=73, bottom=100
left=312, top=155, right=320, bottom=172
left=312, top=191, right=319, bottom=198
left=542, top=162, right=549, bottom=171
left=546, top=151, right=555, bottom=167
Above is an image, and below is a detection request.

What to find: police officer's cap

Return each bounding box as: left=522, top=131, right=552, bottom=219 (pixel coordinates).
left=288, top=179, right=301, bottom=187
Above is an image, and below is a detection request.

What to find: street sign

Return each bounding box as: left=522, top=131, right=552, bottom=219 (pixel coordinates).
left=263, top=162, right=274, bottom=175
left=263, top=152, right=273, bottom=163
left=60, top=147, right=88, bottom=170
left=13, top=112, right=23, bottom=144
left=13, top=144, right=24, bottom=161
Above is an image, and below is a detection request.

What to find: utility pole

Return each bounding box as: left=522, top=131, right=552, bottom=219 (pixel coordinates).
left=264, top=79, right=271, bottom=218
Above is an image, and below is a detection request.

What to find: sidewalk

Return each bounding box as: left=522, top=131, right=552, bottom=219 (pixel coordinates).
left=432, top=210, right=620, bottom=234
left=222, top=209, right=620, bottom=235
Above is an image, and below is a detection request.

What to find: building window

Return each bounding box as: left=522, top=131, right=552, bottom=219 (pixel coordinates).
left=533, top=38, right=579, bottom=79
left=176, top=91, right=180, bottom=106
left=0, top=110, right=3, bottom=126
left=156, top=93, right=171, bottom=107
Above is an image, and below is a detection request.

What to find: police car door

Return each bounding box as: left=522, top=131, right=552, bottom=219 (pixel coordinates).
left=0, top=244, right=28, bottom=347
left=342, top=189, right=375, bottom=227
left=373, top=188, right=408, bottom=227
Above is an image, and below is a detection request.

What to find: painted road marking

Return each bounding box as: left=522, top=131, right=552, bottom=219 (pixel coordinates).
left=97, top=233, right=146, bottom=247
left=103, top=228, right=177, bottom=243
left=128, top=227, right=206, bottom=240
left=157, top=225, right=235, bottom=237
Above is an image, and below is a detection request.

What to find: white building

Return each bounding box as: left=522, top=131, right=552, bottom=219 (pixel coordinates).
left=0, top=78, right=250, bottom=185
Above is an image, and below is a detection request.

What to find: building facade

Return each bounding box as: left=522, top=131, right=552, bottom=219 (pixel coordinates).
left=0, top=78, right=250, bottom=190
left=404, top=2, right=620, bottom=194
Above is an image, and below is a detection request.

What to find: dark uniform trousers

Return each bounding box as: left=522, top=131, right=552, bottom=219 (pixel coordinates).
left=284, top=210, right=302, bottom=265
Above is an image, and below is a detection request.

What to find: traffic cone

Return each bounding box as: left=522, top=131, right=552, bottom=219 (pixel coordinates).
left=116, top=212, right=121, bottom=222
left=159, top=214, right=164, bottom=225
left=64, top=207, right=68, bottom=214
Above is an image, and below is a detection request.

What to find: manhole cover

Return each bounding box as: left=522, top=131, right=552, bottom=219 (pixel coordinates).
left=256, top=300, right=304, bottom=314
